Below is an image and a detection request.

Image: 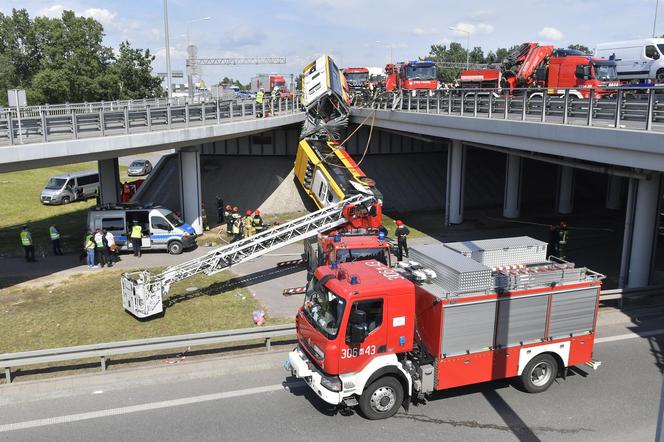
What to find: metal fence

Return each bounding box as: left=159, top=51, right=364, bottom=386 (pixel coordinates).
left=0, top=323, right=296, bottom=384
left=0, top=285, right=659, bottom=385
left=356, top=86, right=664, bottom=132
left=0, top=95, right=303, bottom=146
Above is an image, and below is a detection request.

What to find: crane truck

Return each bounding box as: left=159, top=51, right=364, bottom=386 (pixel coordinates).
left=457, top=43, right=620, bottom=98
left=287, top=237, right=604, bottom=419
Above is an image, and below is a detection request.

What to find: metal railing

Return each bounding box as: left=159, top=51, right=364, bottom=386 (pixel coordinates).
left=0, top=285, right=660, bottom=385
left=0, top=323, right=296, bottom=384
left=0, top=95, right=303, bottom=146
left=355, top=86, right=664, bottom=132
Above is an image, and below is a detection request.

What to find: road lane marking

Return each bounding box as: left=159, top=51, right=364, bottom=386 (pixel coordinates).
left=595, top=328, right=664, bottom=344
left=0, top=384, right=285, bottom=433
left=3, top=329, right=664, bottom=433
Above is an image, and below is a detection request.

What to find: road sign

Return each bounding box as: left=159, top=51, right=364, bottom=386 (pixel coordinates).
left=7, top=89, right=27, bottom=107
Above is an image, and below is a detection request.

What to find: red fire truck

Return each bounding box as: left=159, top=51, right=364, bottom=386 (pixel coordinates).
left=385, top=61, right=438, bottom=93
left=287, top=236, right=603, bottom=419
left=458, top=43, right=619, bottom=98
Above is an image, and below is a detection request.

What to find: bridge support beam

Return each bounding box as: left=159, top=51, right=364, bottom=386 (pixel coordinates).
left=606, top=175, right=623, bottom=210
left=620, top=174, right=662, bottom=288
left=445, top=140, right=466, bottom=225
left=178, top=147, right=203, bottom=234
left=503, top=154, right=522, bottom=219
left=97, top=158, right=120, bottom=205
left=556, top=166, right=575, bottom=215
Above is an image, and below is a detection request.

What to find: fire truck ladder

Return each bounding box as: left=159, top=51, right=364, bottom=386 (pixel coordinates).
left=121, top=194, right=374, bottom=319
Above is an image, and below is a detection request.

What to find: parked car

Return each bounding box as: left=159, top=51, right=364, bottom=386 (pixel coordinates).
left=40, top=170, right=99, bottom=205
left=127, top=160, right=153, bottom=176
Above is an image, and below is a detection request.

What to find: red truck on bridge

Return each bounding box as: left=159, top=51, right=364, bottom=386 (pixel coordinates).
left=385, top=61, right=438, bottom=94
left=458, top=43, right=619, bottom=98
left=288, top=237, right=603, bottom=419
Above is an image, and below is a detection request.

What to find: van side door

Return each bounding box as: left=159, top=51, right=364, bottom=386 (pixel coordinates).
left=338, top=297, right=387, bottom=373
left=644, top=45, right=660, bottom=79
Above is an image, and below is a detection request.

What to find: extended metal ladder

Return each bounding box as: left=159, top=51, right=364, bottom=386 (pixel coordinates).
left=121, top=194, right=374, bottom=318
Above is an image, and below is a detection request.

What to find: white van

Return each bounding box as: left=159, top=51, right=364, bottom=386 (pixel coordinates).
left=87, top=205, right=197, bottom=254
left=595, top=38, right=664, bottom=82
left=40, top=171, right=99, bottom=205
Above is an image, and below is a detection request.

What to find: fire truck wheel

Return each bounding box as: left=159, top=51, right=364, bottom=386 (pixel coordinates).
left=359, top=376, right=403, bottom=420
left=520, top=353, right=558, bottom=393
left=167, top=241, right=183, bottom=255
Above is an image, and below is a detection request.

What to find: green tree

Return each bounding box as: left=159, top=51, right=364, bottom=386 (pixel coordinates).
left=0, top=8, right=162, bottom=106
left=110, top=41, right=162, bottom=99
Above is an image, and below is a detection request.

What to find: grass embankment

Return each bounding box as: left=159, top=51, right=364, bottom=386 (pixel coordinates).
left=0, top=268, right=271, bottom=354
left=0, top=162, right=129, bottom=257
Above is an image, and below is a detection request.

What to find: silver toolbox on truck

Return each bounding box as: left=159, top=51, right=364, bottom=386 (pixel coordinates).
left=444, top=236, right=548, bottom=268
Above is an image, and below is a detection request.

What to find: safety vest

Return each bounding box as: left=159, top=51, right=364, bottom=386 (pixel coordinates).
left=85, top=237, right=95, bottom=250
left=559, top=229, right=569, bottom=244
left=232, top=219, right=241, bottom=234
left=94, top=234, right=106, bottom=249
left=130, top=225, right=143, bottom=239
left=49, top=226, right=60, bottom=240
left=252, top=216, right=263, bottom=227
left=20, top=230, right=32, bottom=246
left=256, top=91, right=264, bottom=104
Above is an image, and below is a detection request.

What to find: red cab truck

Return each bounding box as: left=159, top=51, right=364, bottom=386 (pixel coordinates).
left=385, top=61, right=438, bottom=94
left=287, top=236, right=603, bottom=419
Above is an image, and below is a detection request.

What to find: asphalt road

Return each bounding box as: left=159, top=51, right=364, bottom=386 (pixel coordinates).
left=1, top=302, right=662, bottom=442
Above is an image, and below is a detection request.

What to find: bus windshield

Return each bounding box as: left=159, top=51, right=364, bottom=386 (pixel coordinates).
left=303, top=277, right=346, bottom=339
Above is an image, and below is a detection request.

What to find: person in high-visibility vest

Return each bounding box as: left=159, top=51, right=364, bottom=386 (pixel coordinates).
left=231, top=214, right=242, bottom=243
left=84, top=230, right=96, bottom=267
left=49, top=224, right=63, bottom=256
left=94, top=228, right=110, bottom=267
left=255, top=88, right=265, bottom=117
left=224, top=204, right=233, bottom=235
left=252, top=210, right=265, bottom=233
left=243, top=210, right=255, bottom=238
left=129, top=220, right=143, bottom=257
left=20, top=224, right=36, bottom=263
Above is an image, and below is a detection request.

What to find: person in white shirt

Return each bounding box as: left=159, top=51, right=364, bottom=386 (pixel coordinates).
left=105, top=230, right=117, bottom=263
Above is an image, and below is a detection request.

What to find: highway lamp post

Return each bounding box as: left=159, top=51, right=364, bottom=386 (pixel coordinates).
left=186, top=17, right=211, bottom=101
left=162, top=0, right=172, bottom=101
left=654, top=0, right=660, bottom=37
left=449, top=27, right=471, bottom=70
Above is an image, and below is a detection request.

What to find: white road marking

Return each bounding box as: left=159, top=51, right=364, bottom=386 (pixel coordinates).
left=3, top=329, right=664, bottom=433
left=0, top=384, right=285, bottom=433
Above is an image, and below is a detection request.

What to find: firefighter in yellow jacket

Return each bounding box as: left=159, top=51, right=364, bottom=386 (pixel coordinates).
left=243, top=210, right=255, bottom=238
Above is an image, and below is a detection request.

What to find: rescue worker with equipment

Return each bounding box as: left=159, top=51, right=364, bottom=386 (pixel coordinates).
left=243, top=210, right=255, bottom=238
left=252, top=210, right=265, bottom=233
left=394, top=220, right=410, bottom=261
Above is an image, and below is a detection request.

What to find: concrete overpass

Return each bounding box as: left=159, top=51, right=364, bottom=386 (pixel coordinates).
left=2, top=92, right=663, bottom=289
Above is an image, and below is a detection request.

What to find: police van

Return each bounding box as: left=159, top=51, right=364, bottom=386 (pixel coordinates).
left=87, top=204, right=197, bottom=254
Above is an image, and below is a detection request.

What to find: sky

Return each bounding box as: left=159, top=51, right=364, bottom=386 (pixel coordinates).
left=1, top=0, right=661, bottom=86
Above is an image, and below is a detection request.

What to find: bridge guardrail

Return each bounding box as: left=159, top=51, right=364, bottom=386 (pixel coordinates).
left=0, top=285, right=660, bottom=385
left=0, top=94, right=303, bottom=146
left=353, top=86, right=664, bottom=132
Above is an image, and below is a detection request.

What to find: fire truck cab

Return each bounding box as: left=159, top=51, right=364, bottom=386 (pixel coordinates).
left=385, top=61, right=438, bottom=94
left=288, top=236, right=603, bottom=420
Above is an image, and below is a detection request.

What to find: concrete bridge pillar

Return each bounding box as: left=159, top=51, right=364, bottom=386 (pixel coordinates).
left=620, top=174, right=662, bottom=288
left=557, top=166, right=575, bottom=215
left=606, top=175, right=624, bottom=210
left=178, top=147, right=203, bottom=234
left=97, top=158, right=120, bottom=205
left=445, top=140, right=466, bottom=225
left=503, top=154, right=523, bottom=219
